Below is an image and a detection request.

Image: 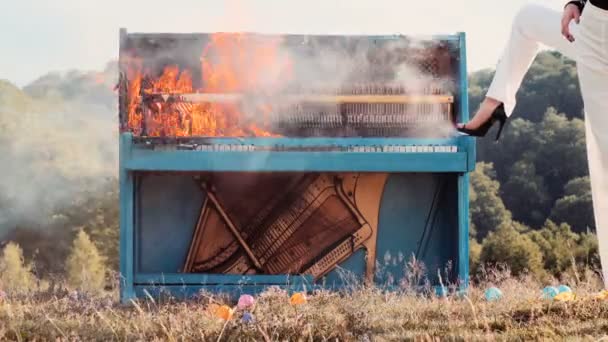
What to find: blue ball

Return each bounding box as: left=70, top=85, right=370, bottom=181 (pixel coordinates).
left=542, top=286, right=559, bottom=299
left=242, top=312, right=255, bottom=324
left=485, top=287, right=503, bottom=301
left=558, top=285, right=572, bottom=294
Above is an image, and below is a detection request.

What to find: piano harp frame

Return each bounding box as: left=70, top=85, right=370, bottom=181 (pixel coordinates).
left=118, top=30, right=475, bottom=303
left=183, top=174, right=388, bottom=284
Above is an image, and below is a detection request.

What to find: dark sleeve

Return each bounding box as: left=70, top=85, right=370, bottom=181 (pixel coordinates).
left=566, top=0, right=586, bottom=12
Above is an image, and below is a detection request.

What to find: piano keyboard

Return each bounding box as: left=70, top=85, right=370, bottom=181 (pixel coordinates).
left=153, top=144, right=459, bottom=153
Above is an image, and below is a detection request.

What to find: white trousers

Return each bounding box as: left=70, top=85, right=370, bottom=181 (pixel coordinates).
left=486, top=2, right=608, bottom=286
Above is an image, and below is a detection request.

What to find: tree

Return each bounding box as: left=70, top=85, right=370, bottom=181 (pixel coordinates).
left=527, top=220, right=579, bottom=276
left=472, top=108, right=589, bottom=230
left=476, top=117, right=539, bottom=183
left=534, top=109, right=588, bottom=199
left=0, top=242, right=36, bottom=295
left=574, top=231, right=599, bottom=270
left=515, top=51, right=583, bottom=122
left=550, top=176, right=595, bottom=233
left=2, top=178, right=119, bottom=277
left=480, top=221, right=544, bottom=278
left=469, top=238, right=482, bottom=275
left=469, top=162, right=512, bottom=239
left=501, top=156, right=551, bottom=227
left=66, top=230, right=107, bottom=294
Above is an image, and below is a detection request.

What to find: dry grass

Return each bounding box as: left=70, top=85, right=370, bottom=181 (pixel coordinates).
left=1, top=270, right=608, bottom=341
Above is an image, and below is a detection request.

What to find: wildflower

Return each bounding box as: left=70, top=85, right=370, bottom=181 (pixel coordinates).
left=215, top=305, right=234, bottom=321
left=242, top=312, right=255, bottom=324
left=554, top=291, right=575, bottom=302
left=289, top=292, right=307, bottom=306
left=237, top=294, right=255, bottom=310
left=0, top=289, right=6, bottom=302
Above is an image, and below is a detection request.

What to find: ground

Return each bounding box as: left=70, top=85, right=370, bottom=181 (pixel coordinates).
left=2, top=273, right=608, bottom=341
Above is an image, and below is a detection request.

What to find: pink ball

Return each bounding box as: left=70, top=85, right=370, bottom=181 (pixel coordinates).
left=237, top=294, right=255, bottom=310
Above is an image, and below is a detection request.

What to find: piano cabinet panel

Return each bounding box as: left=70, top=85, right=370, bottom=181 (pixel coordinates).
left=133, top=172, right=459, bottom=288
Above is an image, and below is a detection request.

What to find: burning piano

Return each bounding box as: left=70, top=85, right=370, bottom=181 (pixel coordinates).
left=118, top=29, right=475, bottom=302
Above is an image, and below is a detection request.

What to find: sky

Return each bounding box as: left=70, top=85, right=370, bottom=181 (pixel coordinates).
left=1, top=0, right=565, bottom=87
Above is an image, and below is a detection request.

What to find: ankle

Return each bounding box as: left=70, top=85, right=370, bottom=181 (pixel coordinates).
left=485, top=97, right=501, bottom=107
left=480, top=98, right=501, bottom=113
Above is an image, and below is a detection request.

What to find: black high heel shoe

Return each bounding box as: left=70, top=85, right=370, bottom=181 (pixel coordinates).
left=457, top=103, right=508, bottom=141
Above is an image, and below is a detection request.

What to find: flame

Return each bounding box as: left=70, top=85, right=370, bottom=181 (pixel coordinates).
left=123, top=56, right=144, bottom=136
left=124, top=33, right=292, bottom=137
left=148, top=66, right=193, bottom=94
left=202, top=33, right=292, bottom=93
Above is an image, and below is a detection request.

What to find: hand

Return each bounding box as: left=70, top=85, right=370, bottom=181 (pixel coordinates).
left=562, top=4, right=581, bottom=42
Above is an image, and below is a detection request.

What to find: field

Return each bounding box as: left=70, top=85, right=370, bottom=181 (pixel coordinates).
left=2, top=270, right=608, bottom=341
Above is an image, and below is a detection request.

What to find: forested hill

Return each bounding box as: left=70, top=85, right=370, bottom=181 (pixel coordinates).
left=0, top=52, right=598, bottom=280
left=0, top=62, right=119, bottom=274
left=467, top=51, right=597, bottom=279
left=469, top=50, right=592, bottom=234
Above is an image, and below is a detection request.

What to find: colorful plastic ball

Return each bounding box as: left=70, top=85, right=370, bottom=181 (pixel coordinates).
left=289, top=292, right=307, bottom=306
left=541, top=286, right=559, bottom=299
left=594, top=290, right=608, bottom=300
left=558, top=285, right=572, bottom=294
left=242, top=312, right=255, bottom=324
left=237, top=294, right=255, bottom=310
left=554, top=291, right=575, bottom=302
left=215, top=305, right=234, bottom=321
left=484, top=287, right=503, bottom=301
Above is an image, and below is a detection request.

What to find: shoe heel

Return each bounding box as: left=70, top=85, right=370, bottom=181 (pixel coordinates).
left=456, top=102, right=507, bottom=140
left=493, top=104, right=507, bottom=142
left=494, top=119, right=506, bottom=141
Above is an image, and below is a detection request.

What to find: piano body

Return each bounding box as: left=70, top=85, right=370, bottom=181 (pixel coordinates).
left=117, top=29, right=475, bottom=302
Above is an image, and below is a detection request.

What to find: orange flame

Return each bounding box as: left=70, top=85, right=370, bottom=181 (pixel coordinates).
left=123, top=56, right=144, bottom=136
left=125, top=33, right=292, bottom=137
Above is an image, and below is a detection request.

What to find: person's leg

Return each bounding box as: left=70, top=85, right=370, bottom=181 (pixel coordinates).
left=576, top=3, right=608, bottom=287
left=461, top=4, right=579, bottom=129
left=582, top=84, right=608, bottom=287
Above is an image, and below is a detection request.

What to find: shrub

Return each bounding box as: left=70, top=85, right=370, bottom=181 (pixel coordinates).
left=66, top=230, right=107, bottom=294
left=0, top=242, right=36, bottom=295
left=480, top=222, right=545, bottom=278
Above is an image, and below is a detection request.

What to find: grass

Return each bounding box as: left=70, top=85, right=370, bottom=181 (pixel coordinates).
left=2, top=269, right=608, bottom=341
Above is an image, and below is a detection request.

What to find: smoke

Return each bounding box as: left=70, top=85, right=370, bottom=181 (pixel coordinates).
left=0, top=62, right=118, bottom=236
left=264, top=35, right=458, bottom=137
left=0, top=34, right=459, bottom=235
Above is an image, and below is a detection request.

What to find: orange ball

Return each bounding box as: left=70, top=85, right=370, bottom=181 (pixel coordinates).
left=289, top=292, right=307, bottom=306
left=215, top=305, right=234, bottom=321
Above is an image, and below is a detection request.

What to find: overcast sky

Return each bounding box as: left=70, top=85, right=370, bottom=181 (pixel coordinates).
left=1, top=0, right=565, bottom=87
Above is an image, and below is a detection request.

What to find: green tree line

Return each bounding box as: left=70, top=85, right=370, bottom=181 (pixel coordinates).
left=468, top=51, right=598, bottom=281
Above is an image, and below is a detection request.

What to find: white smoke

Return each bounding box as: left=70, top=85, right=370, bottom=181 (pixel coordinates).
left=0, top=62, right=118, bottom=235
